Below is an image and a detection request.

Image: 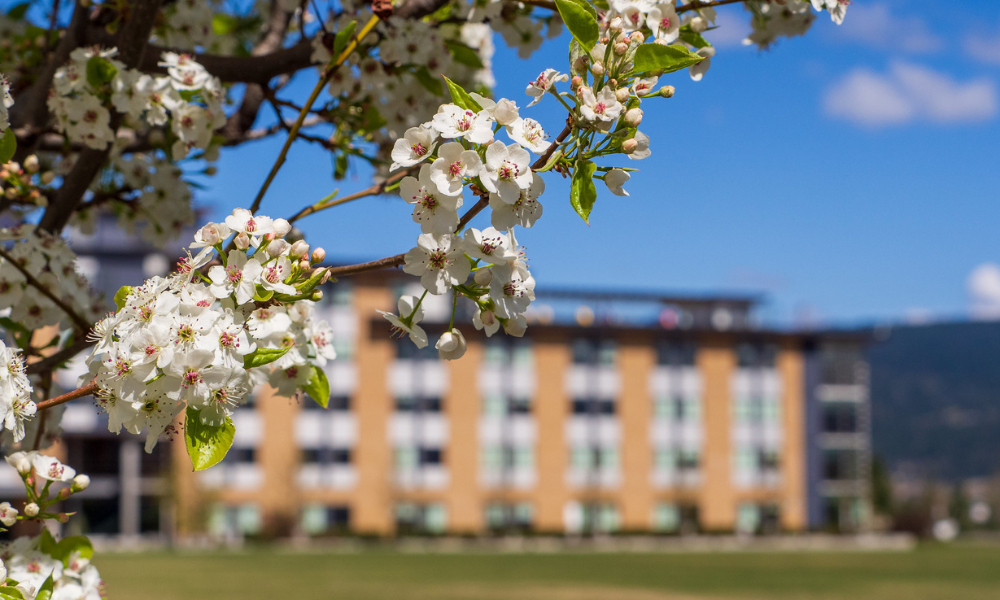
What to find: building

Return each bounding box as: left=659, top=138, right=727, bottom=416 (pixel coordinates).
left=173, top=274, right=872, bottom=538
left=3, top=222, right=872, bottom=540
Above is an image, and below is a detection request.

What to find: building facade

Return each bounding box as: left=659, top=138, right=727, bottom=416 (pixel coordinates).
left=166, top=273, right=873, bottom=538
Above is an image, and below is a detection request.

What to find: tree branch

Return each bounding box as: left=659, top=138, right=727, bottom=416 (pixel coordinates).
left=287, top=169, right=412, bottom=223
left=0, top=247, right=92, bottom=333
left=37, top=0, right=164, bottom=234
left=36, top=382, right=98, bottom=411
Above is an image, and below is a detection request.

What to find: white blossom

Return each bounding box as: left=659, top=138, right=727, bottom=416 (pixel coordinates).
left=379, top=295, right=429, bottom=349
left=390, top=126, right=439, bottom=171
left=400, top=164, right=463, bottom=234
left=402, top=233, right=472, bottom=295
left=605, top=168, right=631, bottom=196
left=429, top=142, right=483, bottom=197
left=526, top=69, right=568, bottom=106
left=431, top=104, right=494, bottom=144
left=480, top=141, right=533, bottom=204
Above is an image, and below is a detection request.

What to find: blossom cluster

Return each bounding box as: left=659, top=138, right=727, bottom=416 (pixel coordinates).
left=0, top=341, right=34, bottom=442
left=49, top=48, right=224, bottom=159
left=0, top=224, right=105, bottom=329
left=0, top=452, right=99, bottom=600
left=0, top=155, right=53, bottom=210
left=85, top=208, right=336, bottom=452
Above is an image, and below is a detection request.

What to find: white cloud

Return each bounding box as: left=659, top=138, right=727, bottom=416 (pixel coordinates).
left=968, top=263, right=1000, bottom=320
left=836, top=4, right=944, bottom=54
left=823, top=62, right=998, bottom=127
left=964, top=32, right=1000, bottom=65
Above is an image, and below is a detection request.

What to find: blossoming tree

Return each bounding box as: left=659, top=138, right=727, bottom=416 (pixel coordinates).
left=0, top=0, right=847, bottom=596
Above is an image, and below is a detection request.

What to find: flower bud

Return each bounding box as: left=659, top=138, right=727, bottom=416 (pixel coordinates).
left=624, top=107, right=643, bottom=127
left=58, top=488, right=72, bottom=500
left=272, top=218, right=291, bottom=237
left=655, top=37, right=671, bottom=46
left=609, top=17, right=623, bottom=32
left=56, top=513, right=69, bottom=523
left=615, top=87, right=630, bottom=103
left=435, top=328, right=467, bottom=360
left=234, top=232, right=250, bottom=250
left=691, top=16, right=708, bottom=32
left=299, top=259, right=311, bottom=271
left=199, top=224, right=223, bottom=246
left=264, top=232, right=276, bottom=242
left=40, top=171, right=55, bottom=185
left=474, top=268, right=492, bottom=286
left=660, top=85, right=675, bottom=98
left=290, top=240, right=310, bottom=259
left=24, top=155, right=39, bottom=173
left=591, top=63, right=605, bottom=77
left=72, top=474, right=90, bottom=492
left=571, top=76, right=583, bottom=90
left=493, top=99, right=520, bottom=126
left=622, top=138, right=639, bottom=154
left=311, top=248, right=326, bottom=263
left=266, top=239, right=289, bottom=258
left=311, top=290, right=324, bottom=301
left=205, top=166, right=218, bottom=176
left=0, top=502, right=18, bottom=526
left=320, top=269, right=332, bottom=284
left=4, top=187, right=16, bottom=200
left=6, top=452, right=32, bottom=475
left=24, top=503, right=39, bottom=517
left=616, top=33, right=629, bottom=45
left=630, top=31, right=645, bottom=44
left=573, top=56, right=589, bottom=72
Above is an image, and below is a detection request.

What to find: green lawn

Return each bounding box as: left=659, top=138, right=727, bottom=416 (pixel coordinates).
left=98, top=544, right=1000, bottom=600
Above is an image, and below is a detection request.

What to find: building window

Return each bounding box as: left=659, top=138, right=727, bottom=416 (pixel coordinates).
left=482, top=445, right=533, bottom=470
left=395, top=446, right=444, bottom=468
left=224, top=448, right=256, bottom=464
left=208, top=504, right=262, bottom=538
left=652, top=504, right=699, bottom=534
left=303, top=395, right=351, bottom=411
left=395, top=503, right=447, bottom=535
left=570, top=446, right=619, bottom=470
left=301, top=448, right=352, bottom=465
left=485, top=503, right=533, bottom=532
left=483, top=395, right=531, bottom=416
left=566, top=502, right=620, bottom=534
left=655, top=341, right=696, bottom=366
left=822, top=402, right=859, bottom=433
left=737, top=343, right=777, bottom=368
left=571, top=398, right=616, bottom=415
left=395, top=397, right=442, bottom=413
left=820, top=344, right=864, bottom=385
left=301, top=505, right=351, bottom=535
left=653, top=395, right=700, bottom=421
left=736, top=503, right=781, bottom=535
left=823, top=449, right=860, bottom=481
left=572, top=338, right=616, bottom=366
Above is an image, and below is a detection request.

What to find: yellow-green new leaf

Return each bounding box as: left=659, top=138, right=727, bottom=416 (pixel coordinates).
left=184, top=407, right=235, bottom=471
left=441, top=75, right=483, bottom=111
left=0, top=129, right=16, bottom=165
left=633, top=44, right=704, bottom=75
left=570, top=160, right=598, bottom=223
left=243, top=346, right=292, bottom=369
left=304, top=365, right=331, bottom=408
left=555, top=0, right=599, bottom=52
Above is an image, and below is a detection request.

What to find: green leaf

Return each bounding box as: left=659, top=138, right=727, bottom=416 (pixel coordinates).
left=0, top=129, right=16, bottom=165
left=303, top=366, right=330, bottom=409
left=679, top=28, right=711, bottom=49
left=570, top=159, right=598, bottom=224
left=47, top=536, right=93, bottom=566
left=0, top=585, right=25, bottom=600
left=555, top=0, right=598, bottom=52
left=85, top=56, right=118, bottom=88
left=6, top=3, right=29, bottom=20
left=34, top=575, right=53, bottom=600
left=569, top=39, right=587, bottom=77
left=444, top=40, right=484, bottom=69
left=212, top=13, right=239, bottom=35
left=536, top=148, right=564, bottom=173
left=184, top=407, right=235, bottom=471
left=113, top=285, right=132, bottom=310
left=333, top=152, right=348, bottom=181
left=633, top=44, right=705, bottom=75
left=333, top=20, right=358, bottom=59
left=39, top=529, right=57, bottom=555
left=359, top=104, right=387, bottom=133
left=412, top=67, right=443, bottom=96
left=243, top=346, right=292, bottom=369
left=253, top=284, right=273, bottom=302
left=0, top=317, right=29, bottom=335
left=441, top=75, right=482, bottom=112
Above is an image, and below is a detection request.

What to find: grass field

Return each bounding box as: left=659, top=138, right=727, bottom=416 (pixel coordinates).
left=98, top=544, right=1000, bottom=600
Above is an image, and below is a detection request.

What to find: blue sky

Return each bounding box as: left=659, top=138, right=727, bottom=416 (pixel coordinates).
left=195, top=1, right=1000, bottom=327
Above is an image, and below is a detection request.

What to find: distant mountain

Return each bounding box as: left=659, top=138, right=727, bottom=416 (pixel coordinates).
left=867, top=321, right=1000, bottom=481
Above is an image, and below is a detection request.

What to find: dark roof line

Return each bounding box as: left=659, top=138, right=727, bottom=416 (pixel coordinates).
left=533, top=287, right=763, bottom=307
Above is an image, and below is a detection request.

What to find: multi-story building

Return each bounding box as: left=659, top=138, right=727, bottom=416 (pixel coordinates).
left=165, top=273, right=872, bottom=538
left=5, top=222, right=872, bottom=539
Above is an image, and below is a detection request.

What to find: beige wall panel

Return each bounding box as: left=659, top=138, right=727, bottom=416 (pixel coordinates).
left=778, top=346, right=807, bottom=531
left=618, top=334, right=655, bottom=530
left=698, top=342, right=736, bottom=531
left=444, top=341, right=482, bottom=533
left=533, top=335, right=570, bottom=532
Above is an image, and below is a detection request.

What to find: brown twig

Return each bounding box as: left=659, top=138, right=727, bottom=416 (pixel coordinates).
left=35, top=382, right=98, bottom=411
left=25, top=338, right=95, bottom=376
left=288, top=169, right=412, bottom=223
